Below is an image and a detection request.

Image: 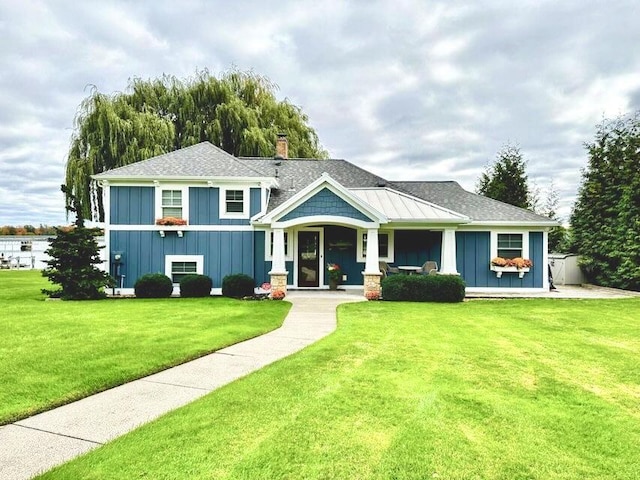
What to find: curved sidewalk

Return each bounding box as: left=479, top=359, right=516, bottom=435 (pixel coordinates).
left=0, top=292, right=362, bottom=480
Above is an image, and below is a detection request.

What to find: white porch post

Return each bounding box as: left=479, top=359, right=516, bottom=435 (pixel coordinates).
left=270, top=228, right=287, bottom=274
left=364, top=229, right=379, bottom=274
left=269, top=228, right=288, bottom=295
left=363, top=228, right=382, bottom=298
left=440, top=228, right=459, bottom=275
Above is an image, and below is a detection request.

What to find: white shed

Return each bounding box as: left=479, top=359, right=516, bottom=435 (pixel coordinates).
left=549, top=253, right=586, bottom=285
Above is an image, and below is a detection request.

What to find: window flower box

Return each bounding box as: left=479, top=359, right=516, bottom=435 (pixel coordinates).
left=156, top=217, right=187, bottom=226
left=490, top=257, right=532, bottom=278
left=156, top=217, right=187, bottom=237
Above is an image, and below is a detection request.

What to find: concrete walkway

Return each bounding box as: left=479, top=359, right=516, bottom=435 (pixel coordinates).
left=0, top=292, right=363, bottom=480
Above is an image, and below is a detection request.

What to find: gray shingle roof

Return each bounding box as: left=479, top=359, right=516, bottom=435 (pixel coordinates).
left=93, top=141, right=557, bottom=224
left=240, top=156, right=388, bottom=211
left=391, top=181, right=557, bottom=223
left=93, top=142, right=269, bottom=179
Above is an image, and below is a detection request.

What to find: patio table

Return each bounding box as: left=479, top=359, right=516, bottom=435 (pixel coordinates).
left=398, top=266, right=422, bottom=274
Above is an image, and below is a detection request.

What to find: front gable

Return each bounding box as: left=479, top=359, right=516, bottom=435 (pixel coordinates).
left=256, top=173, right=387, bottom=228
left=279, top=188, right=373, bottom=223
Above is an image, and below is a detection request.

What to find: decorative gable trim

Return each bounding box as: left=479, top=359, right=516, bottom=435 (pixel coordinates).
left=255, top=173, right=387, bottom=228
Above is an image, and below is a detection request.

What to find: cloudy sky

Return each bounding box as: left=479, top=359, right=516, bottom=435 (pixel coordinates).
left=1, top=0, right=639, bottom=226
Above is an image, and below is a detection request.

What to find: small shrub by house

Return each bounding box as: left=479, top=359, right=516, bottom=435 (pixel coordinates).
left=179, top=274, right=212, bottom=297
left=134, top=273, right=173, bottom=298
left=222, top=274, right=255, bottom=298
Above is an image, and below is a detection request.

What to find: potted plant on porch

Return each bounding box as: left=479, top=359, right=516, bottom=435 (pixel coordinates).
left=327, top=263, right=342, bottom=290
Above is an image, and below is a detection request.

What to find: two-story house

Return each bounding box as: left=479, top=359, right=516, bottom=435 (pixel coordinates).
left=93, top=135, right=558, bottom=297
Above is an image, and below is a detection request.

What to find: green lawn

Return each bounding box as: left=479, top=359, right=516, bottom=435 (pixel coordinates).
left=39, top=298, right=640, bottom=479
left=0, top=270, right=290, bottom=424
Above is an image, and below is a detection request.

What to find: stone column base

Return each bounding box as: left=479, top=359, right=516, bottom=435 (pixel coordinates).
left=362, top=272, right=382, bottom=298
left=269, top=272, right=288, bottom=296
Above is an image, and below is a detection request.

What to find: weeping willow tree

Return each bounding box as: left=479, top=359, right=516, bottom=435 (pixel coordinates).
left=65, top=69, right=327, bottom=220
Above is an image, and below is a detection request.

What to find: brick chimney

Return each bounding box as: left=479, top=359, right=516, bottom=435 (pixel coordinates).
left=275, top=133, right=288, bottom=159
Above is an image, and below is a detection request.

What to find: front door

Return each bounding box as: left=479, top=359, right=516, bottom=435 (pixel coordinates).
left=298, top=231, right=320, bottom=287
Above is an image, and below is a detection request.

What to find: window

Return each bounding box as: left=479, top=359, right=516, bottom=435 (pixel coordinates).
left=497, top=233, right=523, bottom=259
left=220, top=187, right=250, bottom=219
left=357, top=230, right=394, bottom=262
left=165, top=255, right=203, bottom=284
left=265, top=230, right=292, bottom=260
left=155, top=185, right=188, bottom=224
left=226, top=190, right=244, bottom=213
left=170, top=261, right=197, bottom=283
left=161, top=189, right=182, bottom=218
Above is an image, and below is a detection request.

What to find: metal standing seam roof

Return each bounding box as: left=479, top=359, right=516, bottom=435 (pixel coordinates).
left=350, top=188, right=469, bottom=222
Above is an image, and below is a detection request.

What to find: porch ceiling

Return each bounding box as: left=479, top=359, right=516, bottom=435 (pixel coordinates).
left=350, top=187, right=469, bottom=223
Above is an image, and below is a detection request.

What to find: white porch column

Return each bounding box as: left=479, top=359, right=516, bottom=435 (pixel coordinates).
left=268, top=228, right=288, bottom=295
left=440, top=228, right=459, bottom=275
left=362, top=228, right=383, bottom=299
left=364, top=228, right=380, bottom=274
left=269, top=228, right=287, bottom=274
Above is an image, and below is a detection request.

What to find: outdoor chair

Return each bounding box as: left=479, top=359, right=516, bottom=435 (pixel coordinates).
left=419, top=260, right=438, bottom=275
left=379, top=261, right=399, bottom=277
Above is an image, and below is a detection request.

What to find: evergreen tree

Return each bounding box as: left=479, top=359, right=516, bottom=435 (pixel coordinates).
left=541, top=180, right=567, bottom=252
left=570, top=114, right=640, bottom=290
left=42, top=186, right=114, bottom=300
left=477, top=144, right=532, bottom=209
left=65, top=69, right=327, bottom=220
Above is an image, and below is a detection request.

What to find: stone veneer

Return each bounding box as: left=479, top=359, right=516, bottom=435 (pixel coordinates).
left=363, top=272, right=382, bottom=297
left=269, top=272, right=288, bottom=296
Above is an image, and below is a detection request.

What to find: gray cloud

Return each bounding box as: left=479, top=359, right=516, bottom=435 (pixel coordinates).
left=1, top=0, right=639, bottom=225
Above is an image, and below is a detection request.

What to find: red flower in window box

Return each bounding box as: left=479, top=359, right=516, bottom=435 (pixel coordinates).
left=155, top=217, right=187, bottom=226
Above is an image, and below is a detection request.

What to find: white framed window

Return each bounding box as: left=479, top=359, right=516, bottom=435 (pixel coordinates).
left=491, top=232, right=529, bottom=259
left=220, top=187, right=250, bottom=219
left=165, top=255, right=204, bottom=284
left=265, top=230, right=292, bottom=260
left=162, top=190, right=182, bottom=218
left=357, top=230, right=394, bottom=262
left=155, top=185, right=189, bottom=221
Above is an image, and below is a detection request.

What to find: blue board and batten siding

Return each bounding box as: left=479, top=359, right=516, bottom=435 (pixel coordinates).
left=110, top=186, right=261, bottom=225
left=456, top=231, right=543, bottom=288
left=111, top=187, right=154, bottom=224
left=190, top=187, right=262, bottom=225
left=280, top=189, right=373, bottom=223
left=111, top=231, right=255, bottom=289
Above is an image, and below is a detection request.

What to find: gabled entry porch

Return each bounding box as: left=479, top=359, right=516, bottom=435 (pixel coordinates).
left=253, top=173, right=469, bottom=297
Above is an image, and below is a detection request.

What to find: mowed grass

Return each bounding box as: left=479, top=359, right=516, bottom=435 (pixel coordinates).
left=0, top=270, right=290, bottom=424
left=40, top=298, right=640, bottom=479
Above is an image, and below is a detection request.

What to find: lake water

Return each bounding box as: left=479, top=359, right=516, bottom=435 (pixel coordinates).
left=0, top=236, right=106, bottom=270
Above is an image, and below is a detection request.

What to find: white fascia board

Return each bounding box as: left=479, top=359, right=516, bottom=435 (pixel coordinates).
left=466, top=220, right=560, bottom=228
left=272, top=215, right=380, bottom=230
left=91, top=175, right=277, bottom=187
left=384, top=219, right=470, bottom=228
left=261, top=173, right=388, bottom=225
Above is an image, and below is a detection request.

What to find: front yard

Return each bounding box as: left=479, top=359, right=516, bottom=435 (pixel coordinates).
left=39, top=297, right=640, bottom=479
left=0, top=271, right=290, bottom=424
